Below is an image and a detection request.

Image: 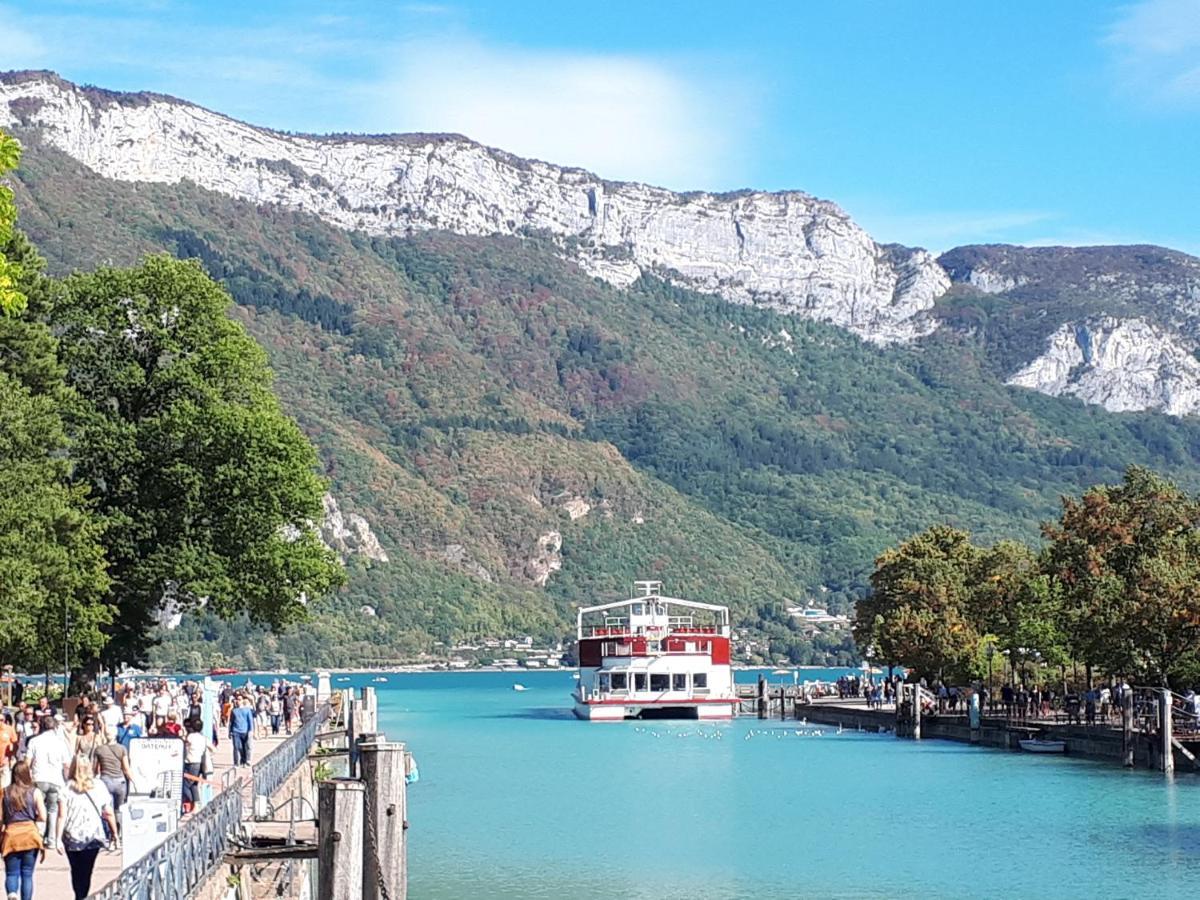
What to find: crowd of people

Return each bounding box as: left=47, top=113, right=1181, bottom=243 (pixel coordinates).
left=0, top=676, right=312, bottom=900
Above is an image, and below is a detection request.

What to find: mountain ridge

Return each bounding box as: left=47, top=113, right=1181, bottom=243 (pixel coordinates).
left=11, top=131, right=1200, bottom=668
left=0, top=69, right=949, bottom=344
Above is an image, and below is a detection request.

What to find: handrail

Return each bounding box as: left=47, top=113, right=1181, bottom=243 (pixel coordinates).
left=253, top=701, right=330, bottom=801
left=87, top=700, right=332, bottom=900
left=87, top=775, right=243, bottom=900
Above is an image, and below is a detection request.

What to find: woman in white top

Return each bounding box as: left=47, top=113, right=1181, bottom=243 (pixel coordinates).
left=56, top=754, right=118, bottom=900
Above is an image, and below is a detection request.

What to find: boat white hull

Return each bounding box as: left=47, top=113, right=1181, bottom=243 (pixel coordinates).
left=573, top=700, right=736, bottom=721
left=1018, top=739, right=1066, bottom=754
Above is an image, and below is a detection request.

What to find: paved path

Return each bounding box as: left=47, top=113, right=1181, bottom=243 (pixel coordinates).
left=29, top=728, right=289, bottom=900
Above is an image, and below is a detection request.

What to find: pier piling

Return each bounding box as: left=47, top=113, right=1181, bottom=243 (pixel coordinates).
left=1122, top=690, right=1134, bottom=767
left=318, top=779, right=366, bottom=900
left=1160, top=688, right=1174, bottom=775
left=359, top=736, right=409, bottom=900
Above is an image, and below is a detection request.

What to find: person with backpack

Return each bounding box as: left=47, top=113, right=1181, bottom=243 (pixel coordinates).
left=0, top=760, right=45, bottom=900
left=56, top=755, right=118, bottom=900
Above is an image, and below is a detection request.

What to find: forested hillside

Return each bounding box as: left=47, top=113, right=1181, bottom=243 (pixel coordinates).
left=11, top=135, right=1200, bottom=669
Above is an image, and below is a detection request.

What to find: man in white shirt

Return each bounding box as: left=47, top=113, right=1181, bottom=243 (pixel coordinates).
left=27, top=716, right=70, bottom=848
left=100, top=697, right=123, bottom=738
left=138, top=690, right=155, bottom=731
left=153, top=688, right=171, bottom=731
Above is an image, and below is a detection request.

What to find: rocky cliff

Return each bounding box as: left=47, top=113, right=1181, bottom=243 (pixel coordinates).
left=1008, top=317, right=1200, bottom=416
left=0, top=70, right=949, bottom=343
left=940, top=244, right=1200, bottom=416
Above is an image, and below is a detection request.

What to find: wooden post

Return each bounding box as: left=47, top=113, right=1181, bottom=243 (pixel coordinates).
left=1161, top=688, right=1174, bottom=775
left=318, top=779, right=365, bottom=900
left=1122, top=690, right=1134, bottom=768
left=757, top=675, right=767, bottom=720
left=362, top=686, right=377, bottom=717
left=359, top=736, right=408, bottom=900
left=912, top=685, right=922, bottom=741
left=347, top=700, right=364, bottom=777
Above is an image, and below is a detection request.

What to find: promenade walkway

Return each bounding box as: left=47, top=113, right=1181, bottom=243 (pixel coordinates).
left=30, top=728, right=289, bottom=900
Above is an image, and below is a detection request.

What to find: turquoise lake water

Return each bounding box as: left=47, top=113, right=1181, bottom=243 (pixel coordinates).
left=323, top=669, right=1200, bottom=899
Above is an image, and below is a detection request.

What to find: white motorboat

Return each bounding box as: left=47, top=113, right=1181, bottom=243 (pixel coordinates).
left=1019, top=738, right=1066, bottom=754
left=373, top=676, right=388, bottom=683
left=513, top=684, right=528, bottom=692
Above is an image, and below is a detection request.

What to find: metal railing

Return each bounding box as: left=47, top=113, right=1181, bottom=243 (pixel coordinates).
left=252, top=701, right=330, bottom=801
left=87, top=700, right=332, bottom=900
left=88, top=776, right=243, bottom=900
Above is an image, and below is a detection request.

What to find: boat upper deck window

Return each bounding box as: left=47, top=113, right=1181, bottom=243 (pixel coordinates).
left=631, top=602, right=644, bottom=617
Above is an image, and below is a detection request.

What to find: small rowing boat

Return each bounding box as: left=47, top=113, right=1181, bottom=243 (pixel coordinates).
left=1019, top=738, right=1066, bottom=754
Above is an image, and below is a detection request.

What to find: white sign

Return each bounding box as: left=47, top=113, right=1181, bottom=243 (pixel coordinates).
left=129, top=737, right=184, bottom=798
left=120, top=797, right=178, bottom=866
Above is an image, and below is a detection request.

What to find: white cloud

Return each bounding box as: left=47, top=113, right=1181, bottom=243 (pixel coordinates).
left=1105, top=0, right=1200, bottom=106
left=365, top=39, right=753, bottom=189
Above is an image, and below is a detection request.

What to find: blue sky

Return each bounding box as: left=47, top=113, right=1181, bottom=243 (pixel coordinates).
left=2, top=0, right=1198, bottom=253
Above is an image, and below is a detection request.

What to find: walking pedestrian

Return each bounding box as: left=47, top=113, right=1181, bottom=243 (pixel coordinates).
left=56, top=755, right=118, bottom=900
left=93, top=734, right=133, bottom=826
left=181, top=720, right=212, bottom=815
left=229, top=697, right=254, bottom=767
left=26, top=717, right=68, bottom=850
left=1, top=760, right=45, bottom=900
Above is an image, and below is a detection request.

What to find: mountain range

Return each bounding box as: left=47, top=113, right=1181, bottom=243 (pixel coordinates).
left=4, top=70, right=1200, bottom=668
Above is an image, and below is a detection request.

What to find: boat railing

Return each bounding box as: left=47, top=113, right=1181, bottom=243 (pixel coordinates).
left=580, top=625, right=726, bottom=639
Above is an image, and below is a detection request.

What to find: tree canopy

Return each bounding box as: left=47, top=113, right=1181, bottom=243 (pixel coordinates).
left=1, top=129, right=344, bottom=680
left=1043, top=466, right=1200, bottom=684
left=0, top=132, right=25, bottom=314
left=858, top=467, right=1200, bottom=686
left=51, top=256, right=345, bottom=672
left=0, top=132, right=110, bottom=672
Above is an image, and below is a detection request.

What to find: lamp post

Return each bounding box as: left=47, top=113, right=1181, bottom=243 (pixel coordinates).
left=63, top=597, right=70, bottom=702
left=986, top=643, right=995, bottom=713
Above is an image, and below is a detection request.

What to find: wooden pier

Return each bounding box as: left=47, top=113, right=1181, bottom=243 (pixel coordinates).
left=792, top=687, right=1200, bottom=775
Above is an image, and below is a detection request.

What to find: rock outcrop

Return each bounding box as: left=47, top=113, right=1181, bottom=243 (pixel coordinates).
left=319, top=493, right=389, bottom=563
left=0, top=70, right=950, bottom=343
left=1008, top=317, right=1200, bottom=416
left=525, top=531, right=563, bottom=587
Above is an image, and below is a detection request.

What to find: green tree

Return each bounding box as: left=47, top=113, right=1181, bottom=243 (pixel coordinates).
left=854, top=525, right=982, bottom=681
left=52, top=256, right=345, bottom=676
left=0, top=132, right=26, bottom=314
left=1043, top=466, right=1200, bottom=685
left=969, top=540, right=1065, bottom=676
left=0, top=155, right=111, bottom=673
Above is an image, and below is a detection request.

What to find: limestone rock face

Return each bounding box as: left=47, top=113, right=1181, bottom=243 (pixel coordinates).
left=0, top=71, right=950, bottom=343
left=525, top=531, right=563, bottom=587
left=319, top=493, right=389, bottom=563
left=1008, top=318, right=1200, bottom=416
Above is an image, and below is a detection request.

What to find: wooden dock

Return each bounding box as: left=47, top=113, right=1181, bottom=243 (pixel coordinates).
left=795, top=690, right=1200, bottom=774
